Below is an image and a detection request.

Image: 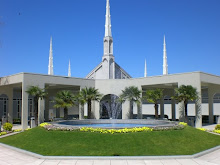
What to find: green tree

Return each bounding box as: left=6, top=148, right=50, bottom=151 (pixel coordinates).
left=78, top=87, right=102, bottom=119
left=26, top=86, right=47, bottom=125
left=172, top=85, right=198, bottom=123
left=144, top=89, right=163, bottom=119
left=75, top=92, right=87, bottom=119
left=120, top=86, right=142, bottom=119
left=54, top=90, right=75, bottom=120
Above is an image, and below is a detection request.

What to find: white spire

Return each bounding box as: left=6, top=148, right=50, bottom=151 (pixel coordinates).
left=48, top=36, right=54, bottom=75
left=105, top=0, right=112, bottom=37
left=163, top=35, right=168, bottom=75
left=68, top=60, right=71, bottom=77
left=144, top=59, right=147, bottom=77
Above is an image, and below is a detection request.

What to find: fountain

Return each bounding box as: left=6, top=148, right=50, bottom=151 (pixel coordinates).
left=100, top=94, right=122, bottom=119
left=52, top=94, right=177, bottom=129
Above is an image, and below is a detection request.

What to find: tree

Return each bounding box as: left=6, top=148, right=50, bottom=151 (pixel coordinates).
left=78, top=87, right=102, bottom=119
left=172, top=85, right=198, bottom=123
left=75, top=92, right=87, bottom=119
left=26, top=86, right=47, bottom=125
left=144, top=89, right=163, bottom=119
left=54, top=90, right=75, bottom=120
left=119, top=86, right=142, bottom=119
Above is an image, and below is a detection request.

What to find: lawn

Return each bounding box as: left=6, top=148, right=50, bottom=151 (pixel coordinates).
left=0, top=126, right=219, bottom=156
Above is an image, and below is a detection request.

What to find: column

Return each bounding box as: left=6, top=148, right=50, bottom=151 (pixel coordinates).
left=38, top=98, right=45, bottom=124
left=137, top=102, right=142, bottom=119
left=160, top=97, right=164, bottom=119
left=171, top=99, right=176, bottom=121
left=22, top=82, right=29, bottom=130
left=84, top=103, right=88, bottom=118
left=7, top=88, right=13, bottom=123
left=38, top=84, right=45, bottom=125
left=93, top=101, right=100, bottom=119
left=171, top=89, right=176, bottom=121
left=208, top=88, right=214, bottom=124
left=138, top=86, right=143, bottom=119
left=122, top=100, right=130, bottom=119
left=195, top=83, right=202, bottom=128
left=79, top=104, right=84, bottom=120
left=177, top=83, right=185, bottom=122
left=78, top=87, right=84, bottom=120
left=44, top=96, right=49, bottom=121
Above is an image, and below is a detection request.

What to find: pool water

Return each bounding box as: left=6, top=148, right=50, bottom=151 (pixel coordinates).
left=70, top=123, right=153, bottom=128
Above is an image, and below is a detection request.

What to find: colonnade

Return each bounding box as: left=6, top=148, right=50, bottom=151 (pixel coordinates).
left=1, top=82, right=220, bottom=130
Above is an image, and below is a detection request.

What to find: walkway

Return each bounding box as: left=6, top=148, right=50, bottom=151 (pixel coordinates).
left=0, top=145, right=220, bottom=165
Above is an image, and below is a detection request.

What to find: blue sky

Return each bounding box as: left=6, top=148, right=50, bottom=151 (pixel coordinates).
left=0, top=0, right=220, bottom=78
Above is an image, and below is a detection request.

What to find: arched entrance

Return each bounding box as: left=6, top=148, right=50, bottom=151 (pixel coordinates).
left=100, top=94, right=122, bottom=119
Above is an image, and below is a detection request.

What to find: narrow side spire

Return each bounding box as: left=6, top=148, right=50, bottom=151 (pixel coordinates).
left=163, top=35, right=168, bottom=75
left=68, top=60, right=71, bottom=77
left=105, top=0, right=112, bottom=37
left=144, top=59, right=147, bottom=77
left=48, top=36, right=54, bottom=75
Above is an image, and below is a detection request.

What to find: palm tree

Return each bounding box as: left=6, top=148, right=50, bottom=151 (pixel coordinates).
left=54, top=90, right=75, bottom=120
left=172, top=85, right=198, bottom=123
left=26, top=86, right=47, bottom=125
left=119, top=86, right=142, bottom=119
left=143, top=89, right=163, bottom=119
left=78, top=87, right=102, bottom=119
left=75, top=92, right=87, bottom=119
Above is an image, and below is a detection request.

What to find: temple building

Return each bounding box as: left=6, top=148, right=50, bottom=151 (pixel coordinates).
left=0, top=0, right=220, bottom=130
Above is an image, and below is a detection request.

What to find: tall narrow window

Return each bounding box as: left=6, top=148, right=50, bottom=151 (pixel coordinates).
left=17, top=100, right=20, bottom=118
left=3, top=99, right=7, bottom=116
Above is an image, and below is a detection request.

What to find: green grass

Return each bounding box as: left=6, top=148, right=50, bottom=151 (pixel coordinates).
left=0, top=126, right=219, bottom=156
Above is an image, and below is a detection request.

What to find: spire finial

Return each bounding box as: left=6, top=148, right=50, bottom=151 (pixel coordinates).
left=68, top=60, right=71, bottom=77
left=144, top=59, right=147, bottom=77
left=48, top=36, right=54, bottom=75
left=105, top=0, right=112, bottom=37
left=163, top=35, right=168, bottom=75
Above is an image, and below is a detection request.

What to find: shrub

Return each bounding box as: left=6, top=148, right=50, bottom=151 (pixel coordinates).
left=3, top=122, right=13, bottom=131
left=179, top=122, right=187, bottom=126
left=25, top=128, right=32, bottom=131
left=39, top=122, right=51, bottom=127
left=213, top=130, right=220, bottom=134
left=80, top=127, right=153, bottom=134
left=1, top=132, right=7, bottom=135
left=215, top=124, right=220, bottom=130
left=13, top=129, right=22, bottom=132
left=197, top=128, right=207, bottom=131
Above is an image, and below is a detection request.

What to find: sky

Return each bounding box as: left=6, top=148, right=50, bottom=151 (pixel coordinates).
left=0, top=0, right=220, bottom=78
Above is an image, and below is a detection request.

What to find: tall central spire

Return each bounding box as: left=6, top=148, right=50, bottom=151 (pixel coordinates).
left=48, top=36, right=54, bottom=75
left=163, top=35, right=168, bottom=75
left=102, top=0, right=114, bottom=79
left=105, top=0, right=112, bottom=37
left=103, top=0, right=113, bottom=57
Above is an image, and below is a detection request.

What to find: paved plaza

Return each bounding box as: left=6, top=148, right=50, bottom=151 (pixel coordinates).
left=0, top=144, right=220, bottom=165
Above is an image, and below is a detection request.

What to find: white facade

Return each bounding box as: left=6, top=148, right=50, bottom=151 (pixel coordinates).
left=1, top=72, right=220, bottom=130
